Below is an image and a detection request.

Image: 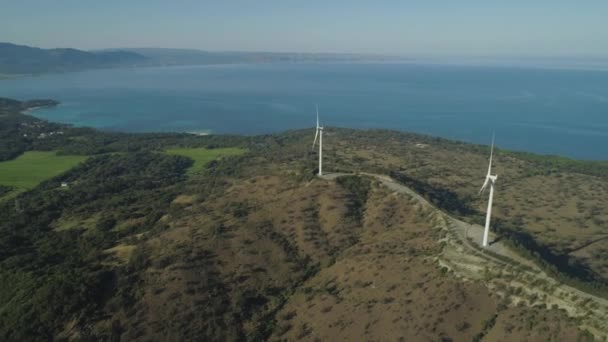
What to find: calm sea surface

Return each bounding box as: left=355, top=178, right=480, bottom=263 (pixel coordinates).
left=1, top=63, right=607, bottom=160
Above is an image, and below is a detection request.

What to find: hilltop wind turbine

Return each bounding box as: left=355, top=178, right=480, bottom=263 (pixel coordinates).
left=312, top=104, right=323, bottom=176
left=479, top=133, right=497, bottom=248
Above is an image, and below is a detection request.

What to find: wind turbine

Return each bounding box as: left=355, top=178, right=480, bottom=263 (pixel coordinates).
left=312, top=105, right=323, bottom=176
left=479, top=133, right=497, bottom=248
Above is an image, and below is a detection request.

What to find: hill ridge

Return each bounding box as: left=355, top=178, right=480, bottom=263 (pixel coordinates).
left=0, top=42, right=146, bottom=74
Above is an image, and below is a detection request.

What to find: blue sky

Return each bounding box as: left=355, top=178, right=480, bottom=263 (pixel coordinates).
left=2, top=1, right=608, bottom=57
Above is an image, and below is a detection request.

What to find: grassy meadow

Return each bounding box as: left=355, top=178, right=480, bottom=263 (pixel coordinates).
left=0, top=151, right=87, bottom=196
left=166, top=147, right=245, bottom=175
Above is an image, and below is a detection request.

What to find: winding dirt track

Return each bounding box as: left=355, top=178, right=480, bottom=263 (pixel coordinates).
left=321, top=172, right=608, bottom=337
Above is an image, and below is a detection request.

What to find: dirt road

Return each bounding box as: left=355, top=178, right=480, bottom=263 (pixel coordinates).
left=321, top=172, right=608, bottom=337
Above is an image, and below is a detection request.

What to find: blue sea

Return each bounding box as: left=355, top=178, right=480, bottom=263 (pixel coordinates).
left=1, top=63, right=607, bottom=160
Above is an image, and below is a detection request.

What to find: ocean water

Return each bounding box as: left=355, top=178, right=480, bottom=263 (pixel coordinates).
left=1, top=63, right=607, bottom=160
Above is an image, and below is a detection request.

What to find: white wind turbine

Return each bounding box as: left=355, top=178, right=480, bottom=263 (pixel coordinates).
left=479, top=134, right=497, bottom=247
left=312, top=105, right=323, bottom=176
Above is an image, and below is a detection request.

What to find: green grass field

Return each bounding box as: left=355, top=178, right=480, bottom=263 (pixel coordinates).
left=166, top=147, right=246, bottom=175
left=0, top=151, right=87, bottom=197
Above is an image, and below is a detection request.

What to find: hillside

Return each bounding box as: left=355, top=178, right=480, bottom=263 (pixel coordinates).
left=319, top=129, right=608, bottom=289
left=0, top=98, right=606, bottom=340
left=0, top=42, right=146, bottom=74
left=0, top=97, right=61, bottom=161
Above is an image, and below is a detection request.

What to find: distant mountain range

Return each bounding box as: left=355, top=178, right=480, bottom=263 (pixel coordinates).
left=0, top=42, right=401, bottom=75
left=106, top=47, right=397, bottom=66
left=0, top=42, right=147, bottom=74
left=2, top=42, right=608, bottom=75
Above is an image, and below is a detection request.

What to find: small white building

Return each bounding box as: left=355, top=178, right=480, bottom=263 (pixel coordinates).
left=61, top=182, right=69, bottom=188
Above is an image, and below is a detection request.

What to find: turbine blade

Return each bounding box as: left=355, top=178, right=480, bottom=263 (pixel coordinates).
left=479, top=177, right=489, bottom=195
left=312, top=128, right=319, bottom=150
left=316, top=104, right=320, bottom=128
left=487, top=132, right=495, bottom=176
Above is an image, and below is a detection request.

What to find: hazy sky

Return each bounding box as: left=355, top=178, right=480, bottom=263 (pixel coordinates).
left=2, top=1, right=608, bottom=57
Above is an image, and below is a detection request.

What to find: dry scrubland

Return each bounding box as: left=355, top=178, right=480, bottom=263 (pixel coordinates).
left=320, top=129, right=608, bottom=284
left=101, top=169, right=593, bottom=340
left=3, top=120, right=607, bottom=340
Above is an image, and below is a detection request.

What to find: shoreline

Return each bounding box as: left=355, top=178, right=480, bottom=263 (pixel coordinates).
left=18, top=104, right=608, bottom=162
left=21, top=99, right=60, bottom=114
left=22, top=105, right=51, bottom=113
left=186, top=131, right=211, bottom=136
left=3, top=59, right=608, bottom=78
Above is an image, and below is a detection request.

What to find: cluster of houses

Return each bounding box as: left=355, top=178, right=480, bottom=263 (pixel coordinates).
left=20, top=122, right=64, bottom=139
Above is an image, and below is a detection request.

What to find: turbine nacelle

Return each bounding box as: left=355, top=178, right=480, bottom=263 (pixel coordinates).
left=312, top=105, right=322, bottom=150
left=479, top=133, right=497, bottom=194
left=479, top=174, right=497, bottom=194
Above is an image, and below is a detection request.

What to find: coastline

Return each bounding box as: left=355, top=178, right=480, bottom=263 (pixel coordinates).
left=2, top=63, right=608, bottom=160
left=21, top=99, right=60, bottom=113
left=186, top=130, right=211, bottom=136
left=19, top=101, right=608, bottom=168
left=22, top=105, right=51, bottom=114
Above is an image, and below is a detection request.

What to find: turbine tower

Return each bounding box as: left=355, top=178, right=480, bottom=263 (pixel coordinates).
left=312, top=105, right=323, bottom=176
left=479, top=134, right=497, bottom=247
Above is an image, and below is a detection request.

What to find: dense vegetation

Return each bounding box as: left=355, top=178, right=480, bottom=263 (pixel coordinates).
left=0, top=152, right=192, bottom=339
left=0, top=97, right=252, bottom=160
left=0, top=98, right=257, bottom=339
left=166, top=147, right=246, bottom=175
left=390, top=171, right=477, bottom=217
left=336, top=175, right=371, bottom=221
left=0, top=98, right=60, bottom=160
left=0, top=97, right=605, bottom=340
left=506, top=150, right=608, bottom=179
